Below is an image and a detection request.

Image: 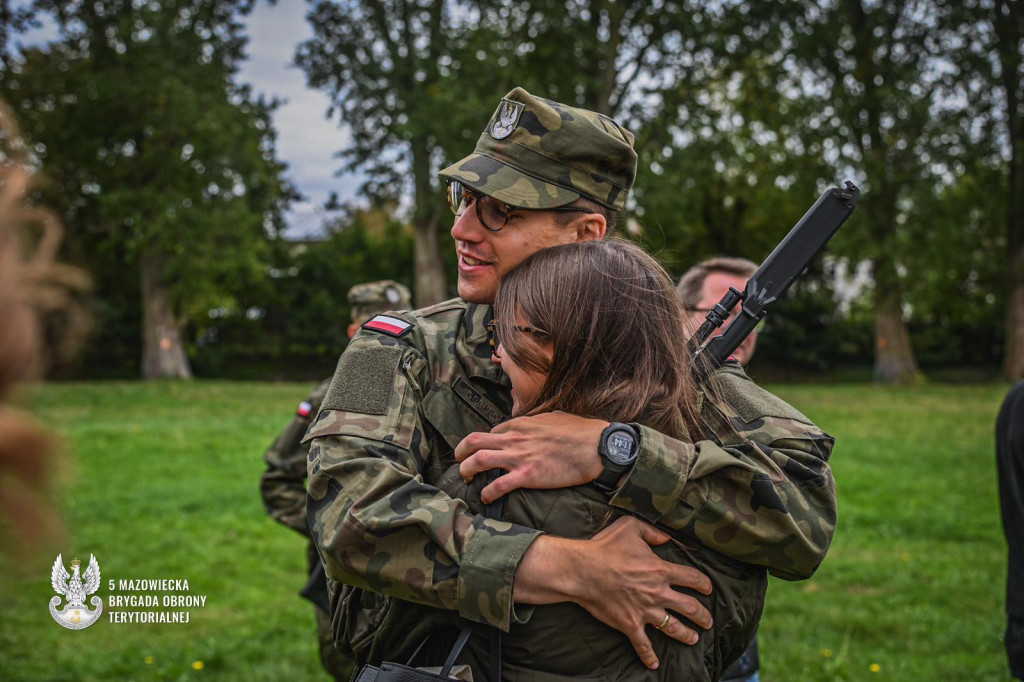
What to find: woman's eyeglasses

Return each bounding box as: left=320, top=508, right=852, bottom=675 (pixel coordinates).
left=486, top=319, right=550, bottom=357
left=446, top=180, right=588, bottom=232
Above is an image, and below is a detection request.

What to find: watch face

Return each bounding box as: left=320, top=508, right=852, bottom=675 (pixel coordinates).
left=605, top=430, right=637, bottom=464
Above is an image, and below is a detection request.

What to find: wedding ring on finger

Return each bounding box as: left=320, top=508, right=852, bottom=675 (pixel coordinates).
left=654, top=613, right=671, bottom=631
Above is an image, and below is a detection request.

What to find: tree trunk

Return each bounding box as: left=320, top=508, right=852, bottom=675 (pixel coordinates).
left=139, top=249, right=192, bottom=379
left=997, top=0, right=1024, bottom=380
left=1004, top=145, right=1024, bottom=378
left=1005, top=176, right=1024, bottom=378
left=413, top=213, right=447, bottom=307
left=872, top=259, right=920, bottom=384
left=411, top=137, right=447, bottom=308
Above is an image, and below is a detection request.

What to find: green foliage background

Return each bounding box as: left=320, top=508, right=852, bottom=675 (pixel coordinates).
left=0, top=0, right=1014, bottom=379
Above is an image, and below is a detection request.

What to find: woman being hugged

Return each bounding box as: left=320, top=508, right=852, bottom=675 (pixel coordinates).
left=440, top=238, right=767, bottom=681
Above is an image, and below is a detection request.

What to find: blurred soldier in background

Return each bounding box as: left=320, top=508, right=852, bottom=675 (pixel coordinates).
left=260, top=279, right=411, bottom=681
left=998, top=381, right=1024, bottom=681
left=678, top=256, right=760, bottom=367
left=678, top=256, right=761, bottom=682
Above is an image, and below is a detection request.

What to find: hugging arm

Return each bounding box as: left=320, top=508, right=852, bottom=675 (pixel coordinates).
left=305, top=336, right=540, bottom=631
left=457, top=365, right=836, bottom=580
left=306, top=331, right=713, bottom=667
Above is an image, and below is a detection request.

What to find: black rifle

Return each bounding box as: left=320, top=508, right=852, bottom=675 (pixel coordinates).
left=691, top=181, right=861, bottom=380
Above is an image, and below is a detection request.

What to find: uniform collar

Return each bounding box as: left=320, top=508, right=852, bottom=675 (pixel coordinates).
left=460, top=302, right=509, bottom=386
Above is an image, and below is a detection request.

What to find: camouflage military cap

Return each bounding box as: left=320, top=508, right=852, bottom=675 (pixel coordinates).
left=347, top=280, right=412, bottom=325
left=439, top=87, right=637, bottom=211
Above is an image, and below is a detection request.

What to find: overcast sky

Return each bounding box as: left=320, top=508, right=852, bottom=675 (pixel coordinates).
left=18, top=2, right=360, bottom=239
left=238, top=2, right=358, bottom=238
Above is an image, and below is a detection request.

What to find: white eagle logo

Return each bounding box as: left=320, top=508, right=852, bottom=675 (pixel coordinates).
left=49, top=554, right=103, bottom=630
left=491, top=101, right=524, bottom=140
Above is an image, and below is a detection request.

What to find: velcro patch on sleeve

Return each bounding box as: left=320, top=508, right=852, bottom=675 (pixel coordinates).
left=362, top=314, right=414, bottom=338
left=717, top=370, right=812, bottom=425
left=321, top=345, right=404, bottom=416
left=296, top=401, right=313, bottom=418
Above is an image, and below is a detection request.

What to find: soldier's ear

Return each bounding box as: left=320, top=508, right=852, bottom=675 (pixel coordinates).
left=574, top=212, right=606, bottom=242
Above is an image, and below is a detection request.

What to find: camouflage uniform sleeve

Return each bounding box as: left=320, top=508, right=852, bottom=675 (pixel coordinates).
left=305, top=332, right=541, bottom=631
left=259, top=380, right=331, bottom=537
left=612, top=365, right=836, bottom=580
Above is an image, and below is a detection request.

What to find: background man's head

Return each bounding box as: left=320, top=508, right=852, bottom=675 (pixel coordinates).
left=677, top=256, right=760, bottom=366
left=439, top=87, right=637, bottom=304
left=346, top=280, right=412, bottom=339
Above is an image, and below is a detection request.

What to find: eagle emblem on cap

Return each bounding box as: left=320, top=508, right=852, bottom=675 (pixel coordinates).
left=491, top=100, right=524, bottom=140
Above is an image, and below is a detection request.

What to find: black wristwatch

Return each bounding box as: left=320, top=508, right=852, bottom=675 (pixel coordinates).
left=594, top=422, right=639, bottom=494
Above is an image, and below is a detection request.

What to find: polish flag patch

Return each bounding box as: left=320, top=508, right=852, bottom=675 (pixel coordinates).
left=362, top=314, right=413, bottom=338
left=296, top=401, right=314, bottom=418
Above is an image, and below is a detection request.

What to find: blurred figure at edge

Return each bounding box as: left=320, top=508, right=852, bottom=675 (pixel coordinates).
left=998, top=381, right=1024, bottom=681
left=0, top=99, right=88, bottom=569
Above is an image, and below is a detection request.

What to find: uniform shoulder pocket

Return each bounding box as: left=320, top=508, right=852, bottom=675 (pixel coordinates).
left=714, top=367, right=812, bottom=426
left=302, top=340, right=423, bottom=450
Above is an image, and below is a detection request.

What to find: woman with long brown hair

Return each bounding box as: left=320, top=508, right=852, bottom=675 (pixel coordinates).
left=440, top=238, right=766, bottom=681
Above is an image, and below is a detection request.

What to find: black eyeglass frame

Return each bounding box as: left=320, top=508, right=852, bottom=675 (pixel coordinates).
left=486, top=318, right=550, bottom=356
left=446, top=180, right=589, bottom=232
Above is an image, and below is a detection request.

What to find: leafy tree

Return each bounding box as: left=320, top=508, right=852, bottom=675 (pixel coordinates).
left=951, top=0, right=1024, bottom=379
left=755, top=0, right=977, bottom=382
left=991, top=0, right=1024, bottom=380
left=901, top=162, right=1006, bottom=370
left=191, top=204, right=416, bottom=379
left=0, top=1, right=35, bottom=60
left=471, top=1, right=714, bottom=120
left=296, top=1, right=798, bottom=307
left=475, top=3, right=841, bottom=279
left=1, top=0, right=294, bottom=378
left=297, top=0, right=498, bottom=308
left=632, top=61, right=835, bottom=272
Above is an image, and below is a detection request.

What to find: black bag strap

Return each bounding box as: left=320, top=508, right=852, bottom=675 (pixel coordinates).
left=437, top=625, right=474, bottom=678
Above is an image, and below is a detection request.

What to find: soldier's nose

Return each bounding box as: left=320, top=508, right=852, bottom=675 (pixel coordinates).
left=451, top=204, right=484, bottom=242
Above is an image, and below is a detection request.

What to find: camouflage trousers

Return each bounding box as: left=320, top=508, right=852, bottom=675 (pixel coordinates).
left=316, top=604, right=356, bottom=681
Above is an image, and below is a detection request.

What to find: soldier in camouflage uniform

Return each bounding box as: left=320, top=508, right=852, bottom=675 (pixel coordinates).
left=305, top=87, right=837, bottom=677
left=260, top=280, right=411, bottom=681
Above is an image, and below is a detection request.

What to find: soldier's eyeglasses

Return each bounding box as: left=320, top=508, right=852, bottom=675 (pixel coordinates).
left=486, top=319, right=550, bottom=357
left=689, top=306, right=766, bottom=333
left=446, top=180, right=589, bottom=232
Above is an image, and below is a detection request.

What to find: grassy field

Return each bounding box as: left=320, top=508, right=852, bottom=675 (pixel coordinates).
left=0, top=380, right=1015, bottom=681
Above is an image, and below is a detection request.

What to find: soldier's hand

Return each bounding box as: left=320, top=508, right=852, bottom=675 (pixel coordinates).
left=515, top=516, right=713, bottom=671
left=455, top=411, right=607, bottom=503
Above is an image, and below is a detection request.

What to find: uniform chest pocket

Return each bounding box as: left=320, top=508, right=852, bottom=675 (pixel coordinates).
left=422, top=380, right=497, bottom=451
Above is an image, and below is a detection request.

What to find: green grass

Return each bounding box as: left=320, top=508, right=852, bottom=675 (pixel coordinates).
left=762, top=382, right=1012, bottom=681
left=0, top=380, right=1015, bottom=681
